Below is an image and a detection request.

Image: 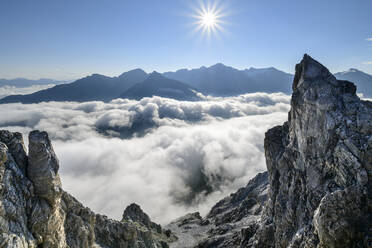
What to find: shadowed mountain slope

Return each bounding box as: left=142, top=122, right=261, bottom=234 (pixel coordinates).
left=163, top=63, right=294, bottom=95
left=120, top=72, right=201, bottom=101
left=0, top=69, right=147, bottom=103
left=335, top=68, right=372, bottom=98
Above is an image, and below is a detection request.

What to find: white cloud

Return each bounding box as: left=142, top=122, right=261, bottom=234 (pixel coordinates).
left=366, top=38, right=372, bottom=41
left=0, top=93, right=290, bottom=224
left=57, top=113, right=286, bottom=223
left=0, top=93, right=290, bottom=140
left=0, top=84, right=55, bottom=99
left=362, top=61, right=372, bottom=65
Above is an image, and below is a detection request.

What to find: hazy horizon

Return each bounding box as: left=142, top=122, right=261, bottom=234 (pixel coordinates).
left=1, top=62, right=371, bottom=81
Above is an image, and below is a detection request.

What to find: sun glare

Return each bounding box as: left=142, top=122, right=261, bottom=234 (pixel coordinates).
left=191, top=1, right=227, bottom=38
left=202, top=12, right=216, bottom=27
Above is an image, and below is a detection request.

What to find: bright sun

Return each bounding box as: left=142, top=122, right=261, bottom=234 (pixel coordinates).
left=191, top=1, right=226, bottom=38
left=202, top=12, right=217, bottom=27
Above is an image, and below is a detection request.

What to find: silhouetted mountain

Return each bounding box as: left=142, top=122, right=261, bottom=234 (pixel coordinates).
left=163, top=63, right=294, bottom=95
left=0, top=78, right=69, bottom=87
left=120, top=72, right=200, bottom=101
left=0, top=69, right=148, bottom=103
left=335, top=68, right=372, bottom=98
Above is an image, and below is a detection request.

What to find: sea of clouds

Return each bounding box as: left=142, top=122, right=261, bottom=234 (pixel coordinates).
left=0, top=84, right=55, bottom=99
left=0, top=93, right=290, bottom=223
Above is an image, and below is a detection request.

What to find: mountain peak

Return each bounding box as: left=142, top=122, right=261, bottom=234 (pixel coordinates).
left=338, top=68, right=364, bottom=75
left=293, top=54, right=337, bottom=90
left=242, top=55, right=370, bottom=247
left=90, top=73, right=106, bottom=78
left=119, top=68, right=147, bottom=78
left=348, top=68, right=361, bottom=72
left=209, top=63, right=228, bottom=69
left=122, top=203, right=151, bottom=227
left=150, top=71, right=162, bottom=75
left=120, top=70, right=200, bottom=101
left=146, top=71, right=164, bottom=80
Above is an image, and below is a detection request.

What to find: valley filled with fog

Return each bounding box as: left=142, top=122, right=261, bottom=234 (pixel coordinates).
left=0, top=92, right=290, bottom=223
left=0, top=84, right=56, bottom=99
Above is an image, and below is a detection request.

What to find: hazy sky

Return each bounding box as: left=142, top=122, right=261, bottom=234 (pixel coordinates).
left=1, top=0, right=371, bottom=80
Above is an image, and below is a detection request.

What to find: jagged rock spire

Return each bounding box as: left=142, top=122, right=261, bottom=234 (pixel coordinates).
left=244, top=55, right=371, bottom=247
left=28, top=130, right=62, bottom=206
left=293, top=54, right=336, bottom=90
left=122, top=203, right=152, bottom=227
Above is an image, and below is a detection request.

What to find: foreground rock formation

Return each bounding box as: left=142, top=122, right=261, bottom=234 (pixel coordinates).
left=168, top=55, right=371, bottom=247
left=0, top=130, right=172, bottom=247
left=247, top=55, right=371, bottom=248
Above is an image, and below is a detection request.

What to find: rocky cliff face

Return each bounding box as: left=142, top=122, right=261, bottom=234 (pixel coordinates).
left=246, top=55, right=371, bottom=248
left=243, top=55, right=372, bottom=247
left=0, top=130, right=171, bottom=248
left=165, top=172, right=269, bottom=248
left=167, top=55, right=371, bottom=248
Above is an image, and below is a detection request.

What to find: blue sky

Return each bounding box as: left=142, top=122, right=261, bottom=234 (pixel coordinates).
left=0, top=0, right=371, bottom=80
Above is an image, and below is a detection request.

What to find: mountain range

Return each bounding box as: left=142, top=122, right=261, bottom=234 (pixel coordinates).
left=0, top=69, right=148, bottom=103
left=163, top=64, right=294, bottom=95
left=1, top=63, right=372, bottom=103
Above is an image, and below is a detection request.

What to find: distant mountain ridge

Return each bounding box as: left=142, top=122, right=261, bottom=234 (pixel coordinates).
left=0, top=69, right=148, bottom=103
left=1, top=63, right=372, bottom=103
left=163, top=63, right=294, bottom=95
left=120, top=72, right=200, bottom=101
left=335, top=68, right=372, bottom=98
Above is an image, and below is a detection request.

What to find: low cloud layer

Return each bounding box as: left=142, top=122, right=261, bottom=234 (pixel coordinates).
left=0, top=93, right=290, bottom=223
left=0, top=84, right=55, bottom=99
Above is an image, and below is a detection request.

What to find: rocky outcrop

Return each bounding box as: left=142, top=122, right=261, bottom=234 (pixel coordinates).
left=0, top=132, right=36, bottom=247
left=166, top=172, right=269, bottom=248
left=245, top=55, right=372, bottom=247
left=123, top=203, right=155, bottom=229
left=122, top=203, right=163, bottom=233
left=0, top=130, right=170, bottom=247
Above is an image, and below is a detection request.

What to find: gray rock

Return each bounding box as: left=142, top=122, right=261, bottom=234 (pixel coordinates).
left=0, top=130, right=170, bottom=247
left=0, top=140, right=36, bottom=247
left=28, top=130, right=62, bottom=206
left=166, top=172, right=269, bottom=248
left=0, top=130, right=28, bottom=175
left=245, top=54, right=372, bottom=247
left=123, top=203, right=153, bottom=229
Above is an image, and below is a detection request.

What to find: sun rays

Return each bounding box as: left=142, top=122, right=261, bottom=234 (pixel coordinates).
left=190, top=1, right=227, bottom=39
